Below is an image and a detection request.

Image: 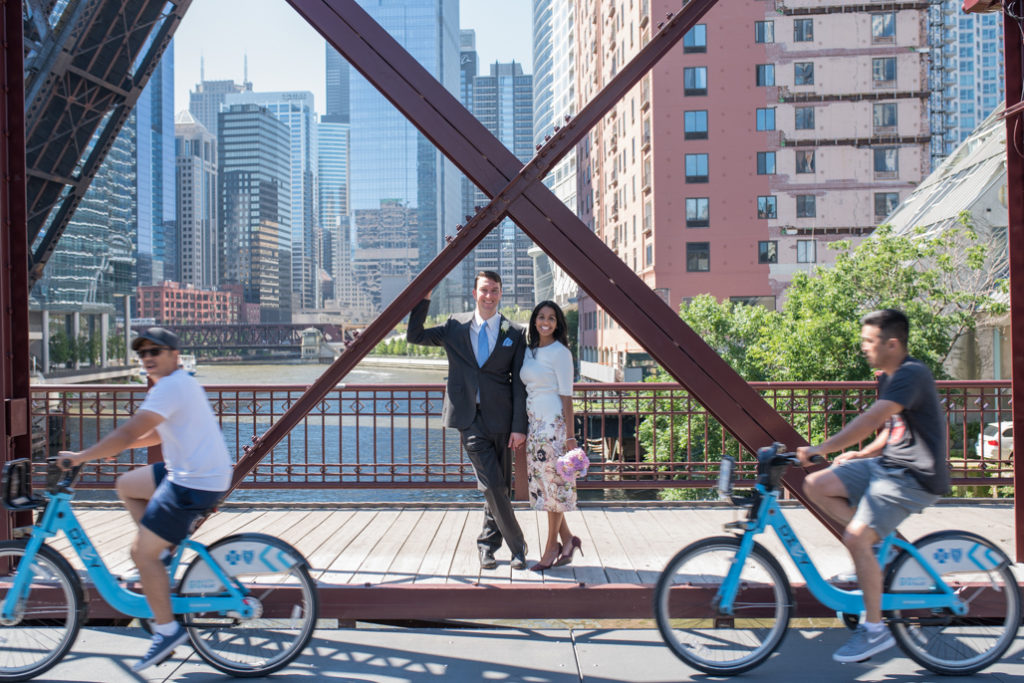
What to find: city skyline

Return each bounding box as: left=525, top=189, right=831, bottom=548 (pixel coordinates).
left=172, top=0, right=534, bottom=116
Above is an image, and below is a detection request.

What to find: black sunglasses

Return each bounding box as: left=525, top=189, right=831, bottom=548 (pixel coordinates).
left=136, top=347, right=169, bottom=359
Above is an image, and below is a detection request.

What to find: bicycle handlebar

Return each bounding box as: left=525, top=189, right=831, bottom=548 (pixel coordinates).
left=46, top=457, right=82, bottom=493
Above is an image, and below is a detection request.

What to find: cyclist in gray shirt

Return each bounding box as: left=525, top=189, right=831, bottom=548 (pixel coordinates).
left=797, top=309, right=948, bottom=664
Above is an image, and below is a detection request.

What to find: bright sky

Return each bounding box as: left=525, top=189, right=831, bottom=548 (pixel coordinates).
left=172, top=0, right=534, bottom=115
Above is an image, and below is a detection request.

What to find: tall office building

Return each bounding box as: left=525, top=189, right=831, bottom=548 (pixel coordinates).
left=32, top=115, right=136, bottom=311
left=575, top=0, right=934, bottom=382
left=344, top=0, right=462, bottom=314
left=458, top=30, right=480, bottom=297
left=471, top=61, right=536, bottom=308
left=135, top=44, right=176, bottom=286
left=225, top=90, right=320, bottom=311
left=325, top=47, right=350, bottom=123
left=218, top=104, right=292, bottom=323
left=188, top=76, right=253, bottom=139
left=175, top=111, right=218, bottom=289
left=531, top=0, right=579, bottom=307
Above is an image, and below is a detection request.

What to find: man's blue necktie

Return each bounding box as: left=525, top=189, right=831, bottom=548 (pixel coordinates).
left=476, top=323, right=489, bottom=367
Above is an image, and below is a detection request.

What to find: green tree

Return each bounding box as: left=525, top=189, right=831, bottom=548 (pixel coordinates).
left=638, top=216, right=1006, bottom=499
left=49, top=328, right=73, bottom=366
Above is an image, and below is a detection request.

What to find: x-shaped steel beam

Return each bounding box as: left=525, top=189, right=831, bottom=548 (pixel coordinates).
left=234, top=0, right=838, bottom=534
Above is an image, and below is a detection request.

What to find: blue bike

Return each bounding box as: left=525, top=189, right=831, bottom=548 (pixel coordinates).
left=654, top=444, right=1021, bottom=676
left=0, top=458, right=318, bottom=680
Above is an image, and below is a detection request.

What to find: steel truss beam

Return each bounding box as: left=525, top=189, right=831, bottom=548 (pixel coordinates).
left=230, top=0, right=840, bottom=533
left=23, top=0, right=191, bottom=286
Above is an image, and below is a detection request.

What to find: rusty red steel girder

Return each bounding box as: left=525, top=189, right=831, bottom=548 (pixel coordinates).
left=1, top=0, right=32, bottom=540
left=1002, top=5, right=1024, bottom=560
left=233, top=0, right=841, bottom=532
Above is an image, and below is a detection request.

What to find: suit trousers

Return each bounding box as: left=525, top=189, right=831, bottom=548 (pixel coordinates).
left=461, top=409, right=525, bottom=555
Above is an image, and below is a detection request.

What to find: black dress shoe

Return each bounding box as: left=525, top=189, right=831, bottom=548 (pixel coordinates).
left=479, top=547, right=497, bottom=570
left=510, top=544, right=528, bottom=571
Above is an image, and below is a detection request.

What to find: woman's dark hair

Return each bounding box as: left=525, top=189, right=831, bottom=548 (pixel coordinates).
left=528, top=300, right=569, bottom=349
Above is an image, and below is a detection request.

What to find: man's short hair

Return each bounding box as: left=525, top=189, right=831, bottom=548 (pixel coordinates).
left=474, top=270, right=502, bottom=288
left=861, top=309, right=909, bottom=348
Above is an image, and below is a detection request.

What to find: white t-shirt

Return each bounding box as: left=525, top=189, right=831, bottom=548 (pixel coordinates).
left=138, top=369, right=232, bottom=492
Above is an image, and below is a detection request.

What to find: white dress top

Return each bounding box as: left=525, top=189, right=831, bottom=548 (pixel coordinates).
left=519, top=341, right=574, bottom=418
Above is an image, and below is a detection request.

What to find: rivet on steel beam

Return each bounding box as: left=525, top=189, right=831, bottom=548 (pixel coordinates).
left=445, top=235, right=454, bottom=244
left=667, top=12, right=674, bottom=19
left=251, top=435, right=259, bottom=443
left=554, top=125, right=561, bottom=132
left=455, top=224, right=463, bottom=231
left=544, top=135, right=551, bottom=141
left=474, top=205, right=482, bottom=211
left=536, top=144, right=542, bottom=151
left=564, top=114, right=571, bottom=122
left=465, top=215, right=472, bottom=221
left=657, top=21, right=664, bottom=29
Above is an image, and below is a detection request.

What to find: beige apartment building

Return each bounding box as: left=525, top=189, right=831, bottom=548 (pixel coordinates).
left=575, top=0, right=934, bottom=381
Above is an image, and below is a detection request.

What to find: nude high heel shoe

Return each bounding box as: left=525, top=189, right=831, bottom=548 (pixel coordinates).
left=555, top=536, right=583, bottom=566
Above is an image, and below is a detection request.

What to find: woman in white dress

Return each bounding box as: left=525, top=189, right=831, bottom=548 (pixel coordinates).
left=520, top=301, right=583, bottom=571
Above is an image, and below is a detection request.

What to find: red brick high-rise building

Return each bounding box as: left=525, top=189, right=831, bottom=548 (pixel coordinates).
left=137, top=281, right=239, bottom=325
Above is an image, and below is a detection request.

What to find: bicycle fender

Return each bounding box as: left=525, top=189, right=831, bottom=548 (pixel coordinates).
left=181, top=533, right=307, bottom=594
left=888, top=530, right=1008, bottom=590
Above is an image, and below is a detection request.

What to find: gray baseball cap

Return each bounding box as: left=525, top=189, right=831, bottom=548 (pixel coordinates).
left=131, top=326, right=180, bottom=351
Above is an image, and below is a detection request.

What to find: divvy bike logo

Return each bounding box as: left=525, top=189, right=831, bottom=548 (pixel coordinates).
left=932, top=547, right=962, bottom=565
left=225, top=549, right=256, bottom=566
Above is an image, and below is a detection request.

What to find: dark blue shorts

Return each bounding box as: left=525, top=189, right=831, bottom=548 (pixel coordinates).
left=139, top=462, right=224, bottom=545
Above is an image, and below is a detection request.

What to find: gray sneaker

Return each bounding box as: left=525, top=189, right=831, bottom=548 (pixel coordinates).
left=833, top=624, right=895, bottom=663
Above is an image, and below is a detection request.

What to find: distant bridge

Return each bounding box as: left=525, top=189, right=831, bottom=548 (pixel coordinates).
left=130, top=323, right=361, bottom=353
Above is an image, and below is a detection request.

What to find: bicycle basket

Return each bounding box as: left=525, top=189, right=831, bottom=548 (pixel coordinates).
left=2, top=459, right=41, bottom=511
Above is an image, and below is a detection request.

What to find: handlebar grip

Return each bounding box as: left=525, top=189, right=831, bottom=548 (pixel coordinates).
left=59, top=457, right=74, bottom=470
left=809, top=455, right=826, bottom=464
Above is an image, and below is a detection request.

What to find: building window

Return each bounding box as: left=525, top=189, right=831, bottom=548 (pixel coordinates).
left=797, top=239, right=817, bottom=263
left=796, top=194, right=816, bottom=218
left=755, top=20, right=774, bottom=43
left=646, top=242, right=653, bottom=265
left=756, top=107, right=776, bottom=131
left=684, top=110, right=709, bottom=139
left=686, top=197, right=710, bottom=227
left=756, top=64, right=775, bottom=86
left=758, top=240, right=778, bottom=264
left=795, top=149, right=815, bottom=173
left=793, top=18, right=813, bottom=42
left=757, top=195, right=777, bottom=219
left=794, top=106, right=815, bottom=130
left=872, top=12, right=895, bottom=42
left=794, top=62, right=814, bottom=85
left=684, top=67, right=708, bottom=95
left=684, top=24, right=707, bottom=53
left=686, top=242, right=710, bottom=272
left=873, top=57, right=896, bottom=85
left=685, top=153, right=709, bottom=183
left=874, top=147, right=898, bottom=175
left=757, top=151, right=776, bottom=175
left=875, top=192, right=899, bottom=218
left=873, top=102, right=897, bottom=130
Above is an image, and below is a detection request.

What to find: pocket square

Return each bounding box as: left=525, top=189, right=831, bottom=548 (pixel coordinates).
left=502, top=337, right=513, bottom=347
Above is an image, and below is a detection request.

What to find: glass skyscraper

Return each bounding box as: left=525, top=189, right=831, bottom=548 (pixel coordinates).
left=136, top=43, right=176, bottom=285
left=218, top=104, right=292, bottom=323
left=342, top=0, right=462, bottom=314
left=175, top=111, right=218, bottom=289
left=951, top=3, right=1004, bottom=146
left=224, top=91, right=319, bottom=311
left=471, top=61, right=535, bottom=308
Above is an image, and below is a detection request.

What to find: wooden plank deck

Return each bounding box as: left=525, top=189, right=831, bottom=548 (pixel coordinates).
left=51, top=501, right=1017, bottom=621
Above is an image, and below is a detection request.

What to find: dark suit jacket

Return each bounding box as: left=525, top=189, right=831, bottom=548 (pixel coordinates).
left=407, top=299, right=527, bottom=435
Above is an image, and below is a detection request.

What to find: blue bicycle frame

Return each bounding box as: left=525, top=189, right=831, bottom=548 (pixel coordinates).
left=1, top=489, right=254, bottom=622
left=715, top=482, right=972, bottom=618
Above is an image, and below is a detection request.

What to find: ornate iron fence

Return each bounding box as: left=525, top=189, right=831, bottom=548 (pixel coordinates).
left=31, top=380, right=1012, bottom=496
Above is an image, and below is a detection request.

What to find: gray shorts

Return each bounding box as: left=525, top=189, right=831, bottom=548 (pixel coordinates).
left=832, top=458, right=939, bottom=539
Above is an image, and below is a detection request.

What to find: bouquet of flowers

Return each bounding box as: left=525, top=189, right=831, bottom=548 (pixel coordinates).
left=555, top=447, right=590, bottom=481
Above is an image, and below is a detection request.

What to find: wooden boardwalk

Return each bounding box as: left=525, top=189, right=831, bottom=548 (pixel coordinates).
left=53, top=501, right=1017, bottom=621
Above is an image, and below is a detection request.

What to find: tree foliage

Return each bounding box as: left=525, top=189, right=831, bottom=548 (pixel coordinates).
left=637, top=215, right=1007, bottom=500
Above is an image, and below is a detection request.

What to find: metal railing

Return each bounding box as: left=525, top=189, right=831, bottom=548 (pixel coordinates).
left=30, top=380, right=1013, bottom=496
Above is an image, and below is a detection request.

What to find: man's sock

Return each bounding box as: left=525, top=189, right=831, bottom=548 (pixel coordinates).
left=153, top=621, right=178, bottom=637
left=864, top=621, right=886, bottom=634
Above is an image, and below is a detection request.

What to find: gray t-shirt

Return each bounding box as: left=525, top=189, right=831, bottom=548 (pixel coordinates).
left=878, top=357, right=949, bottom=495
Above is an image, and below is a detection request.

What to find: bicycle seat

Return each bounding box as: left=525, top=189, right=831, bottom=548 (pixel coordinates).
left=2, top=459, right=43, bottom=511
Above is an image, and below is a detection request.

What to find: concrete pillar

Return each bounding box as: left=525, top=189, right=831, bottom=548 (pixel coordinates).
left=71, top=311, right=80, bottom=369
left=124, top=296, right=132, bottom=366
left=41, top=310, right=49, bottom=373
left=100, top=313, right=108, bottom=367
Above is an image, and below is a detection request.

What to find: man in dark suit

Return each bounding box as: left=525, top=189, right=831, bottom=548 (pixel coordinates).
left=407, top=270, right=529, bottom=570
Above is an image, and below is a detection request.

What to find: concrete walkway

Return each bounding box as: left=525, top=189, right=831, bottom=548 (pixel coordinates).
left=30, top=624, right=1024, bottom=682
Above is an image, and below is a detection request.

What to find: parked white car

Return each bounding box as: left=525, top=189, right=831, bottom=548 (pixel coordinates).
left=975, top=421, right=1013, bottom=459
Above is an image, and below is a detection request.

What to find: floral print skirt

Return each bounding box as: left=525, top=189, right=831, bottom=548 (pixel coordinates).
left=526, top=407, right=577, bottom=512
